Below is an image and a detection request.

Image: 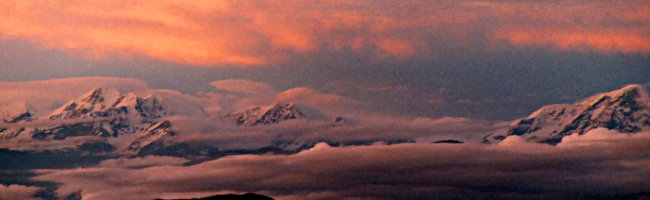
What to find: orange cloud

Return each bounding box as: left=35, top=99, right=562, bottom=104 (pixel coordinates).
left=0, top=1, right=647, bottom=67
left=478, top=1, right=650, bottom=52
left=0, top=1, right=276, bottom=65
left=503, top=30, right=650, bottom=53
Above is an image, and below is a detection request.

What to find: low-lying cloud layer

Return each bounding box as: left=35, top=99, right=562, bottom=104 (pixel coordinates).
left=0, top=184, right=43, bottom=200
left=33, top=129, right=650, bottom=200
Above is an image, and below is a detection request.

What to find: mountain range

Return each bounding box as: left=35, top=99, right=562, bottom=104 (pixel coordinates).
left=2, top=84, right=649, bottom=156
left=0, top=88, right=319, bottom=155
left=222, top=102, right=305, bottom=126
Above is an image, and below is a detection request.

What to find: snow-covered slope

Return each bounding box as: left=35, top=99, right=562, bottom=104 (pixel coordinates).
left=223, top=102, right=307, bottom=126
left=484, top=84, right=650, bottom=144
left=128, top=120, right=174, bottom=151
left=48, top=88, right=165, bottom=122
left=0, top=88, right=174, bottom=148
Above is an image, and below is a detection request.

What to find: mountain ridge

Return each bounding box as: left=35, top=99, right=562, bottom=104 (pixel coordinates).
left=0, top=88, right=174, bottom=152
left=223, top=102, right=306, bottom=126
left=484, top=84, right=650, bottom=144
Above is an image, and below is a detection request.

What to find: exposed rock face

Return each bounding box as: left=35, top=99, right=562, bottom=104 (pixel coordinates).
left=484, top=84, right=650, bottom=144
left=224, top=102, right=305, bottom=126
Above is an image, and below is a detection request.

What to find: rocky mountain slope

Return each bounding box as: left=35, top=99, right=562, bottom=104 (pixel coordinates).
left=484, top=84, right=650, bottom=144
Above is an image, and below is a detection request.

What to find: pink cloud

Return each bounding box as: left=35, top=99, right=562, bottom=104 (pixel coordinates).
left=0, top=77, right=147, bottom=114
left=0, top=184, right=42, bottom=200
left=274, top=87, right=361, bottom=113
left=1, top=1, right=646, bottom=67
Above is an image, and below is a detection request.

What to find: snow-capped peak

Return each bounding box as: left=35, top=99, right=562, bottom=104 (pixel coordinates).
left=0, top=88, right=170, bottom=140
left=224, top=102, right=306, bottom=126
left=0, top=88, right=180, bottom=155
left=48, top=88, right=165, bottom=122
left=484, top=83, right=650, bottom=144
left=48, top=88, right=120, bottom=119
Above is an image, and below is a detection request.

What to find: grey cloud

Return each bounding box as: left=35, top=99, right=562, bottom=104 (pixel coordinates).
left=165, top=113, right=492, bottom=151
left=98, top=156, right=189, bottom=169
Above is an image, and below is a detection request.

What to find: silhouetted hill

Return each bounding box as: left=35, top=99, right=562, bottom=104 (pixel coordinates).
left=157, top=193, right=274, bottom=200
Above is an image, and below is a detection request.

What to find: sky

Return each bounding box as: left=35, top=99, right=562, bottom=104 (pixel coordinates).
left=1, top=1, right=650, bottom=199
left=0, top=1, right=649, bottom=120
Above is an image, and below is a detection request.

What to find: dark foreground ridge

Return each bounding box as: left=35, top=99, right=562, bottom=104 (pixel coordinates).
left=433, top=139, right=464, bottom=144
left=157, top=193, right=274, bottom=200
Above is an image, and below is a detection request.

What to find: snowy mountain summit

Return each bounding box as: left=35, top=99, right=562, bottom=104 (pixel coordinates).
left=224, top=102, right=305, bottom=126
left=0, top=88, right=172, bottom=145
left=49, top=88, right=165, bottom=122
left=484, top=84, right=650, bottom=144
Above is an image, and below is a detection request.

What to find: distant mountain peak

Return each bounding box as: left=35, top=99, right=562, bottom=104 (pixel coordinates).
left=1, top=88, right=172, bottom=144
left=484, top=84, right=650, bottom=144
left=80, top=87, right=106, bottom=104
left=48, top=88, right=166, bottom=122
left=224, top=102, right=305, bottom=126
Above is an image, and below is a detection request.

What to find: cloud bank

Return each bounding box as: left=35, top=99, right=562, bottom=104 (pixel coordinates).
left=33, top=129, right=650, bottom=200
left=0, top=184, right=43, bottom=200
left=0, top=77, right=147, bottom=115
left=0, top=1, right=647, bottom=66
